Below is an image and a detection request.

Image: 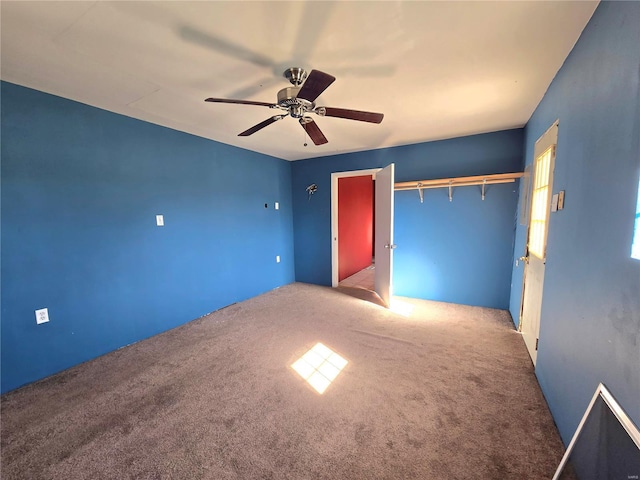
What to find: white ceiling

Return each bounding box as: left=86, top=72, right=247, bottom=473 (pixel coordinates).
left=1, top=1, right=598, bottom=161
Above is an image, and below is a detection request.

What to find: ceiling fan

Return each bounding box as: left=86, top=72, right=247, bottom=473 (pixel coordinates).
left=205, top=67, right=384, bottom=145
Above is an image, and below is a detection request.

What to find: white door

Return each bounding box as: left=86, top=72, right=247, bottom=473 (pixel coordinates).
left=521, top=122, right=558, bottom=365
left=374, top=163, right=395, bottom=307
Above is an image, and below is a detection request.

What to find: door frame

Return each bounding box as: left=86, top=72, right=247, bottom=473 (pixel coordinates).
left=331, top=168, right=382, bottom=287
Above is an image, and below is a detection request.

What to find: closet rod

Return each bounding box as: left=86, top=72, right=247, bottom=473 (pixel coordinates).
left=394, top=172, right=524, bottom=191
left=394, top=178, right=515, bottom=191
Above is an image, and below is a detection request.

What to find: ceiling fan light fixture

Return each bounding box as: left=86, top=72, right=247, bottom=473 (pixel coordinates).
left=290, top=105, right=308, bottom=119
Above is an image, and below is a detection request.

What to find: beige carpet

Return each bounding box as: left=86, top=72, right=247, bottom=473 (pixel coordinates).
left=1, top=283, right=564, bottom=479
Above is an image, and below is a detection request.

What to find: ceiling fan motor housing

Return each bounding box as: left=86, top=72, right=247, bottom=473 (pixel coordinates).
left=277, top=87, right=314, bottom=118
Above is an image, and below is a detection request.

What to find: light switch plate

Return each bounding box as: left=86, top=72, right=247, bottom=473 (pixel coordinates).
left=275, top=202, right=279, bottom=210
left=551, top=194, right=559, bottom=212
left=276, top=255, right=281, bottom=263
left=35, top=308, right=49, bottom=324
left=156, top=215, right=164, bottom=226
left=558, top=190, right=565, bottom=210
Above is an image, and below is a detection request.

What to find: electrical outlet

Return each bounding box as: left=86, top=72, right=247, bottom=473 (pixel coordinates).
left=156, top=215, right=164, bottom=226
left=276, top=255, right=281, bottom=263
left=35, top=308, right=49, bottom=324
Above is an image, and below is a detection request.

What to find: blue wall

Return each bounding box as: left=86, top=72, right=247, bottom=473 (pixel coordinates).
left=1, top=82, right=295, bottom=393
left=292, top=129, right=523, bottom=309
left=509, top=2, right=640, bottom=444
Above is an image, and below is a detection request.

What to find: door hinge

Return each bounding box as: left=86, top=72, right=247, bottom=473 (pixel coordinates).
left=535, top=338, right=539, bottom=351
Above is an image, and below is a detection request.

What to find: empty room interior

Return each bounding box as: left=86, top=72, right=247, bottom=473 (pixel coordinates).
left=1, top=1, right=639, bottom=478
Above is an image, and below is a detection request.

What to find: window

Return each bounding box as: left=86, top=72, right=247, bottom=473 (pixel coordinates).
left=529, top=145, right=554, bottom=259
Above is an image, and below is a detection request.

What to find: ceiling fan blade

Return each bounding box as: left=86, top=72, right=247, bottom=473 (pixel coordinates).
left=329, top=64, right=396, bottom=78
left=205, top=98, right=276, bottom=108
left=321, top=107, right=384, bottom=124
left=291, top=4, right=335, bottom=63
left=238, top=115, right=285, bottom=137
left=296, top=70, right=336, bottom=103
left=180, top=26, right=275, bottom=69
left=300, top=118, right=328, bottom=145
left=224, top=77, right=281, bottom=102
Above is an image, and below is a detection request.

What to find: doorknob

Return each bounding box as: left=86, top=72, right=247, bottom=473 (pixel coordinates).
left=384, top=244, right=397, bottom=249
left=519, top=256, right=529, bottom=264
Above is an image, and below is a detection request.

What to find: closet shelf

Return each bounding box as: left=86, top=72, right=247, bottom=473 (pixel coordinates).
left=394, top=172, right=524, bottom=191
left=394, top=172, right=524, bottom=202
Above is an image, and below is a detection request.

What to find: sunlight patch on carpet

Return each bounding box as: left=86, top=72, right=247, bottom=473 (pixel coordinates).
left=390, top=299, right=415, bottom=317
left=291, top=343, right=348, bottom=394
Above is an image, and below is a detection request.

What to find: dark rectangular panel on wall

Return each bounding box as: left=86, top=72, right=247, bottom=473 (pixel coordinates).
left=0, top=82, right=295, bottom=393
left=338, top=175, right=374, bottom=281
